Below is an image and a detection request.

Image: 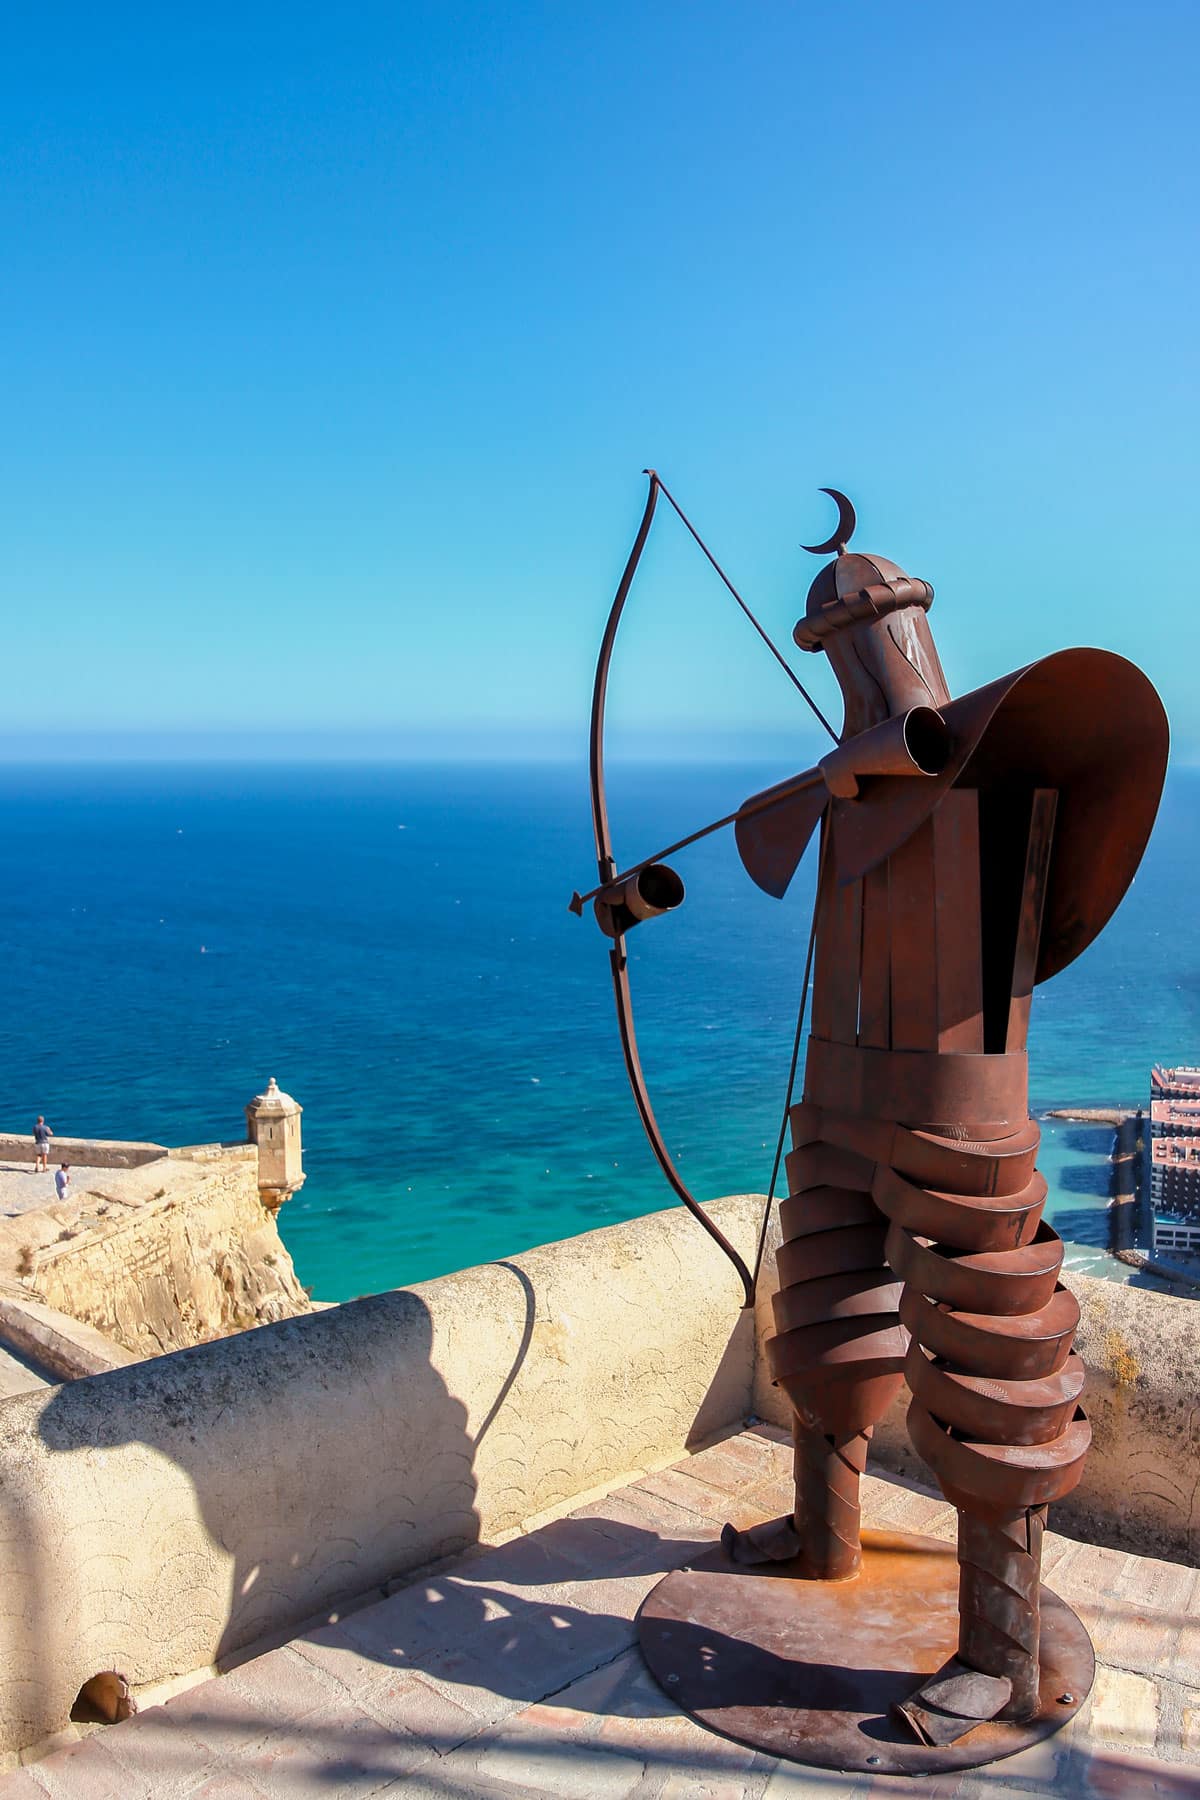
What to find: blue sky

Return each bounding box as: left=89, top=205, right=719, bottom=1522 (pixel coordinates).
left=2, top=2, right=1197, bottom=759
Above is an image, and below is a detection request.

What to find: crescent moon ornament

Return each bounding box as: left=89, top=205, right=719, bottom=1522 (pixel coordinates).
left=802, top=488, right=857, bottom=556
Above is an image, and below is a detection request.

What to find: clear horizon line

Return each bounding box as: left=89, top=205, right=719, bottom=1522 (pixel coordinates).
left=0, top=727, right=1195, bottom=770
left=0, top=724, right=833, bottom=765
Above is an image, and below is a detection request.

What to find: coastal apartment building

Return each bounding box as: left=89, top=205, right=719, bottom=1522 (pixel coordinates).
left=1150, top=1064, right=1200, bottom=1258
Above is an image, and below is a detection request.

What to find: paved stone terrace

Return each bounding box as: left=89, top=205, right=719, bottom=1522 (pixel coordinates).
left=3, top=1424, right=1198, bottom=1799
left=0, top=1159, right=177, bottom=1219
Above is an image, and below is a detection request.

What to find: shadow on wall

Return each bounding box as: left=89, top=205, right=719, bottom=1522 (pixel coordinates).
left=472, top=1261, right=536, bottom=1449
left=687, top=1306, right=755, bottom=1449
left=26, top=1265, right=753, bottom=1650
left=11, top=1194, right=760, bottom=1754
left=0, top=1469, right=55, bottom=1751
left=34, top=1290, right=484, bottom=1670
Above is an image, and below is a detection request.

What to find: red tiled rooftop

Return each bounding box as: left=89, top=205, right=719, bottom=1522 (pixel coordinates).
left=1152, top=1065, right=1200, bottom=1095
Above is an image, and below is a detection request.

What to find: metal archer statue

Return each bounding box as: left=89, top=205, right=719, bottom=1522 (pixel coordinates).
left=570, top=472, right=1167, bottom=1775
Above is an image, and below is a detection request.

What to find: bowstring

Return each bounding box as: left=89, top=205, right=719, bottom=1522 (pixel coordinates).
left=750, top=806, right=830, bottom=1294
left=649, top=471, right=840, bottom=744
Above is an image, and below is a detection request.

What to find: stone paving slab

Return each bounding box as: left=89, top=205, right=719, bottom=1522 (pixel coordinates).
left=0, top=1164, right=135, bottom=1219
left=0, top=1341, right=52, bottom=1399
left=5, top=1424, right=1200, bottom=1798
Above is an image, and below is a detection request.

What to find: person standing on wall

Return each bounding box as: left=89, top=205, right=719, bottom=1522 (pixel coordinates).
left=33, top=1116, right=53, bottom=1174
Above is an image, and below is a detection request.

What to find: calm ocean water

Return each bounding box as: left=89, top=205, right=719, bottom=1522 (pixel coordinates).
left=0, top=762, right=1195, bottom=1301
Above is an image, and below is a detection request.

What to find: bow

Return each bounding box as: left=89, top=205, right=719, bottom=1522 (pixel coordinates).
left=580, top=469, right=837, bottom=1309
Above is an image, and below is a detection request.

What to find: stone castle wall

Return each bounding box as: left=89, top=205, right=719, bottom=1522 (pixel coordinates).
left=13, top=1147, right=310, bottom=1357
left=0, top=1134, right=167, bottom=1169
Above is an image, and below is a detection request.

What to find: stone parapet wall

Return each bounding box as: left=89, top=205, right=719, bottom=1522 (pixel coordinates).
left=0, top=1193, right=1196, bottom=1758
left=0, top=1292, right=134, bottom=1382
left=0, top=1134, right=168, bottom=1169
left=0, top=1194, right=757, bottom=1757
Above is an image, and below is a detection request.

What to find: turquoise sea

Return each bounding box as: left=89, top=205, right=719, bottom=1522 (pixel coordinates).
left=0, top=762, right=1195, bottom=1301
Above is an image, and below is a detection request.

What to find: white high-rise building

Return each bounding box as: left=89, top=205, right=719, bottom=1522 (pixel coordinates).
left=1150, top=1065, right=1200, bottom=1257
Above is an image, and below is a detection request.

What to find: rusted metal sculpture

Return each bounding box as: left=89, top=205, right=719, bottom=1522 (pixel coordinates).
left=573, top=475, right=1168, bottom=1775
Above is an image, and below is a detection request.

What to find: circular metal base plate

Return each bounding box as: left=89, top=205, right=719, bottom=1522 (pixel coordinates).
left=638, top=1528, right=1094, bottom=1776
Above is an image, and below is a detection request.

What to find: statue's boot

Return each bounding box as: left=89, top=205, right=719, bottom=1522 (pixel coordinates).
left=892, top=1656, right=1013, bottom=1745
left=720, top=1512, right=802, bottom=1565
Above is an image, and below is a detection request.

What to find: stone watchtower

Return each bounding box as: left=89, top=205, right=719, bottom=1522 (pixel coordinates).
left=245, top=1078, right=305, bottom=1213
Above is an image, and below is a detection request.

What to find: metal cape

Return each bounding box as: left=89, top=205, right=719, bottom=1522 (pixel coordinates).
left=736, top=646, right=1168, bottom=986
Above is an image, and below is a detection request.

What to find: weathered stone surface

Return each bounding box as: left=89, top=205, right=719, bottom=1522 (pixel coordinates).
left=0, top=1136, right=167, bottom=1171
left=1, top=1189, right=1199, bottom=1766
left=0, top=1295, right=133, bottom=1381
left=1, top=1149, right=309, bottom=1358
left=0, top=1195, right=759, bottom=1757
left=6, top=1435, right=1198, bottom=1798
left=1088, top=1665, right=1159, bottom=1749
left=0, top=1344, right=52, bottom=1402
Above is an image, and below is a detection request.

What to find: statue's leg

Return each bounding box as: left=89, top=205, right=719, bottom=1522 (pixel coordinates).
left=723, top=1124, right=904, bottom=1571
left=722, top=1419, right=871, bottom=1570
left=956, top=1505, right=1047, bottom=1719
left=878, top=1124, right=1089, bottom=1743
left=792, top=1421, right=872, bottom=1578
left=725, top=844, right=904, bottom=1575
